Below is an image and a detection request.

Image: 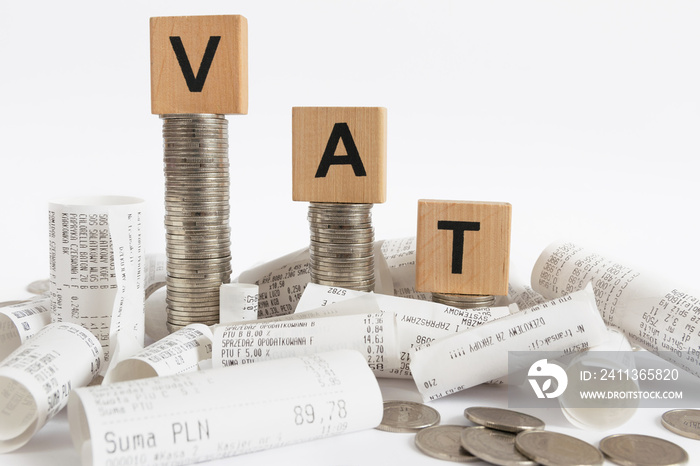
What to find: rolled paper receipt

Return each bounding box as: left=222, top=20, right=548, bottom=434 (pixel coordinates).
left=294, top=283, right=514, bottom=378
left=104, top=324, right=213, bottom=384
left=68, top=350, right=383, bottom=466
left=0, top=296, right=52, bottom=361
left=213, top=310, right=399, bottom=377
left=409, top=286, right=608, bottom=401
left=531, top=241, right=700, bottom=378
left=49, top=196, right=145, bottom=371
left=0, top=322, right=103, bottom=452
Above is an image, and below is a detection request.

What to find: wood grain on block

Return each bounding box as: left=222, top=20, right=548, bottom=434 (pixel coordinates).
left=150, top=15, right=248, bottom=115
left=416, top=199, right=511, bottom=296
left=292, top=107, right=387, bottom=203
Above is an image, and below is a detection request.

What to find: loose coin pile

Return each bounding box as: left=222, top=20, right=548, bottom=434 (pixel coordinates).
left=378, top=403, right=692, bottom=465
left=308, top=202, right=375, bottom=292
left=162, top=114, right=232, bottom=332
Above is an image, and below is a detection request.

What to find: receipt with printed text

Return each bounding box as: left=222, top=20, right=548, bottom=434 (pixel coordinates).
left=410, top=286, right=607, bottom=401
left=531, top=241, right=700, bottom=378
left=0, top=322, right=102, bottom=452
left=68, top=350, right=383, bottom=466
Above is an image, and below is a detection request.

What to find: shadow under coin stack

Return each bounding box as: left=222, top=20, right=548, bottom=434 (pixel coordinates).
left=162, top=114, right=231, bottom=331
left=308, top=203, right=375, bottom=292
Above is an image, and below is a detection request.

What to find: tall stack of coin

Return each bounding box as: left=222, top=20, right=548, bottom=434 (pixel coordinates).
left=308, top=202, right=375, bottom=292
left=431, top=292, right=495, bottom=309
left=162, top=114, right=232, bottom=332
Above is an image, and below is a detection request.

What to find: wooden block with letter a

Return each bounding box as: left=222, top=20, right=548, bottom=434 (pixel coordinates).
left=292, top=107, right=387, bottom=204
left=416, top=199, right=512, bottom=296
left=150, top=15, right=248, bottom=115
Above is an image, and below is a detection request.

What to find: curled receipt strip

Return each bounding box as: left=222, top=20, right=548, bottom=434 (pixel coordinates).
left=104, top=323, right=213, bottom=384
left=0, top=322, right=103, bottom=452
left=531, top=241, right=700, bottom=378
left=68, top=350, right=383, bottom=466
left=0, top=297, right=52, bottom=361
left=0, top=254, right=166, bottom=363
left=49, top=196, right=145, bottom=372
left=409, top=286, right=608, bottom=401
left=295, top=283, right=515, bottom=378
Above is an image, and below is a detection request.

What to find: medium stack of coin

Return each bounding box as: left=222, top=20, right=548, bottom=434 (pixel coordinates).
left=432, top=292, right=496, bottom=309
left=308, top=202, right=375, bottom=292
left=415, top=425, right=479, bottom=462
left=162, top=114, right=231, bottom=332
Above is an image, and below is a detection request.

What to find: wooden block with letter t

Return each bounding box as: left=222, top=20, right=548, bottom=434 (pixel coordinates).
left=416, top=199, right=512, bottom=296
left=292, top=107, right=387, bottom=204
left=150, top=15, right=248, bottom=115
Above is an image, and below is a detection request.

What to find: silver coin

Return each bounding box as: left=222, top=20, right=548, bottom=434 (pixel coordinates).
left=309, top=257, right=375, bottom=267
left=464, top=407, right=545, bottom=433
left=415, top=425, right=479, bottom=462
left=27, top=279, right=51, bottom=295
left=433, top=293, right=496, bottom=309
left=515, top=430, right=603, bottom=466
left=167, top=319, right=218, bottom=328
left=310, top=273, right=375, bottom=283
left=166, top=291, right=221, bottom=300
left=599, top=434, right=688, bottom=466
left=166, top=252, right=231, bottom=261
left=166, top=277, right=228, bottom=287
left=376, top=400, right=440, bottom=433
left=164, top=157, right=229, bottom=164
left=166, top=296, right=220, bottom=306
left=460, top=426, right=536, bottom=466
left=662, top=409, right=700, bottom=440
left=310, top=272, right=375, bottom=282
left=309, top=241, right=374, bottom=252
left=167, top=312, right=220, bottom=320
left=311, top=277, right=375, bottom=287
left=167, top=312, right=221, bottom=320
left=167, top=310, right=221, bottom=319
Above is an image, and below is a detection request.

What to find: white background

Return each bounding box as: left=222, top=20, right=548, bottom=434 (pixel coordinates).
left=1, top=1, right=699, bottom=465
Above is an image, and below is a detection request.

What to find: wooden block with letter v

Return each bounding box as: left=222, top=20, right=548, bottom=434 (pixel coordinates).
left=292, top=107, right=387, bottom=204
left=150, top=15, right=248, bottom=115
left=416, top=199, right=512, bottom=296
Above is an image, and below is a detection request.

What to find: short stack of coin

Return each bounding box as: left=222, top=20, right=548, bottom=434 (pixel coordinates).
left=308, top=202, right=375, bottom=292
left=431, top=292, right=496, bottom=309
left=162, top=114, right=232, bottom=332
